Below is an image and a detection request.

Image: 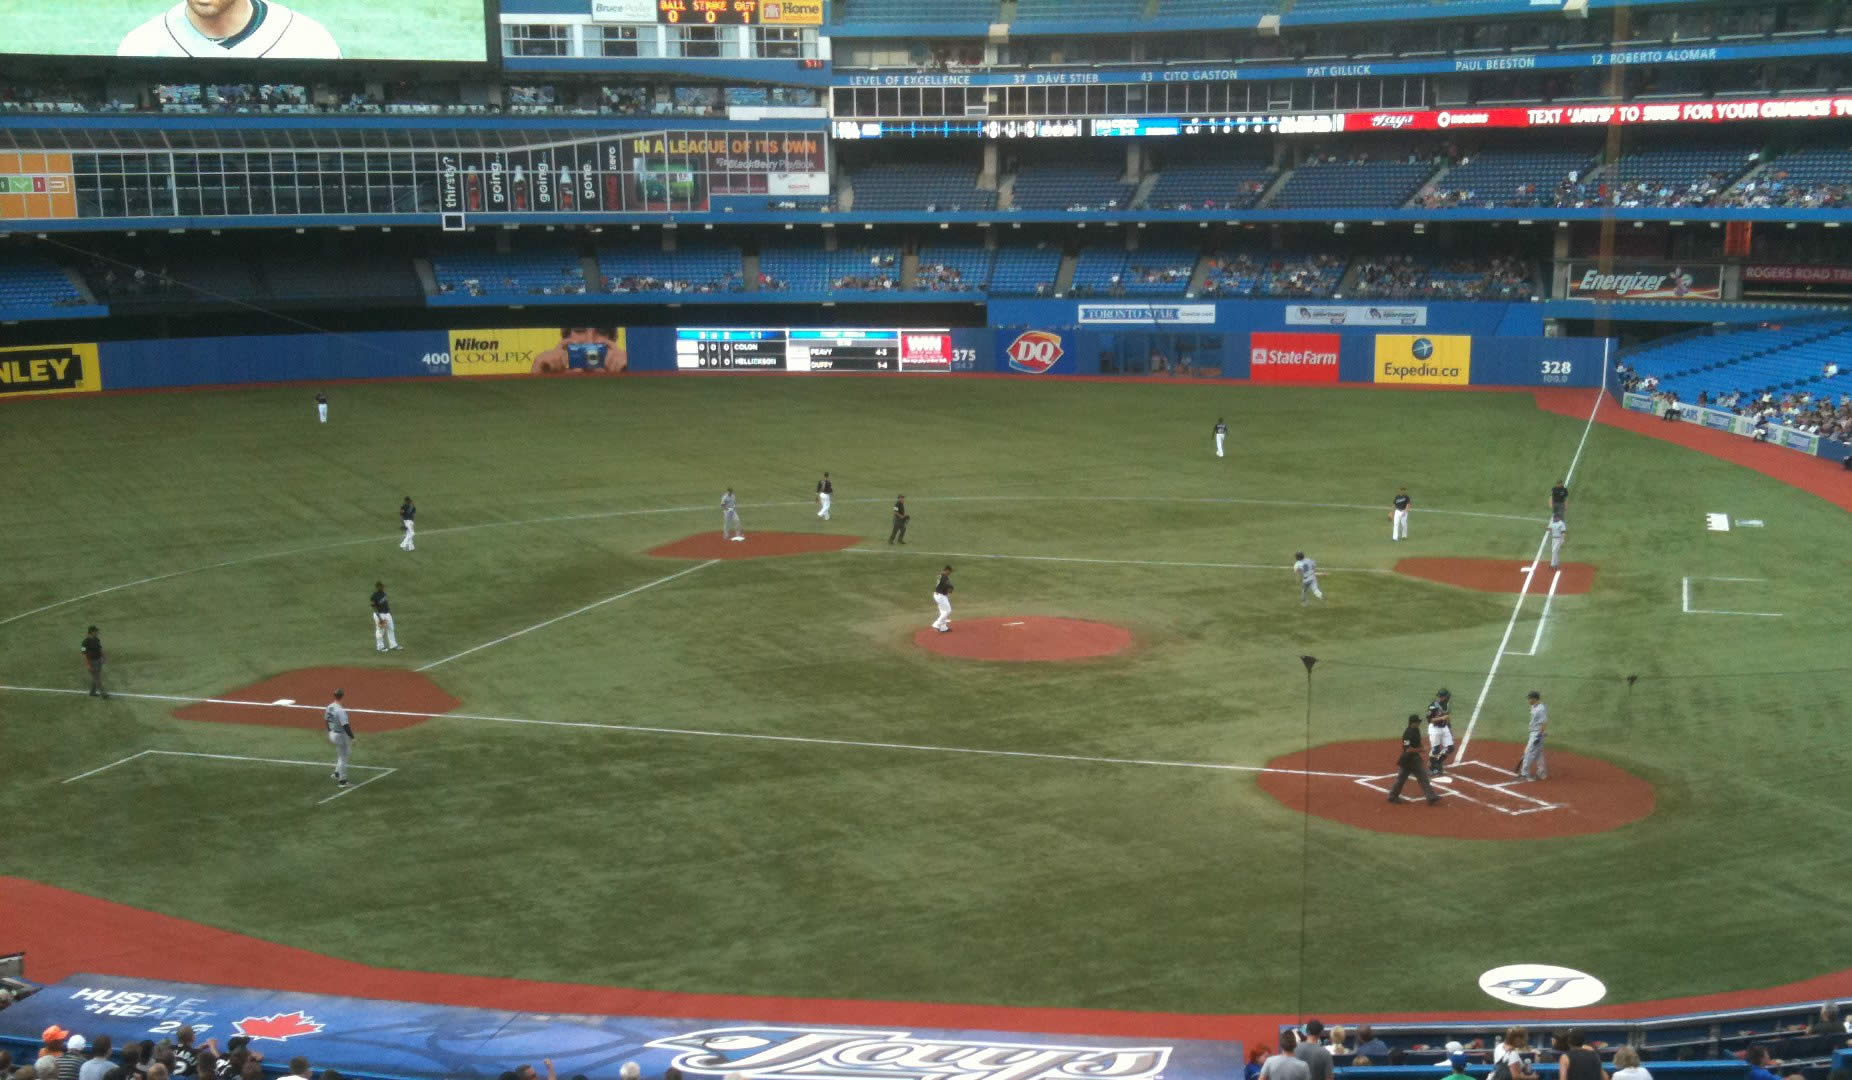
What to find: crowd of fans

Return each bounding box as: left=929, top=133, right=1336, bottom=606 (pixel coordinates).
left=601, top=272, right=744, bottom=294
left=1552, top=169, right=1741, bottom=209
left=915, top=261, right=978, bottom=291
left=1617, top=359, right=1852, bottom=443
left=0, top=1022, right=341, bottom=1080
left=1716, top=175, right=1852, bottom=210
left=1199, top=252, right=1347, bottom=299
left=1350, top=255, right=1535, bottom=301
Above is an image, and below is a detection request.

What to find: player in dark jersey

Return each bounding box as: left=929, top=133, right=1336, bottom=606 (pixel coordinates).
left=1391, top=487, right=1411, bottom=541
left=1550, top=482, right=1568, bottom=520
left=930, top=565, right=953, bottom=632
left=1425, top=688, right=1455, bottom=775
left=889, top=495, right=909, bottom=544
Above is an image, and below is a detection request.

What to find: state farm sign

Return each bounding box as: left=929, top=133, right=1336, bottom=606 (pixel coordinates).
left=1249, top=332, right=1340, bottom=384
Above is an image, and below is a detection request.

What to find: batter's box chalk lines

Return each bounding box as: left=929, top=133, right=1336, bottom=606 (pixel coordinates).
left=3, top=682, right=1373, bottom=783
left=60, top=748, right=395, bottom=806
left=0, top=493, right=1536, bottom=632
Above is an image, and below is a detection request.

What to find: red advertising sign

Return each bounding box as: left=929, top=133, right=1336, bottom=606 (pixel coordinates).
left=1311, top=97, right=1852, bottom=134
left=900, top=331, right=952, bottom=370
left=1005, top=331, right=1065, bottom=374
left=1249, top=332, right=1340, bottom=384
left=1743, top=264, right=1852, bottom=286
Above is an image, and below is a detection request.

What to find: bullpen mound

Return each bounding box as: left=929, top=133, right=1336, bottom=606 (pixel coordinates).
left=649, top=532, right=862, bottom=560
left=173, top=667, right=458, bottom=732
left=912, top=616, right=1135, bottom=662
left=1396, top=557, right=1596, bottom=594
left=1256, top=739, right=1654, bottom=840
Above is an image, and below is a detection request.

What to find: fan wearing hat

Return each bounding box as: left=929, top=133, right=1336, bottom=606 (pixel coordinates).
left=37, top=1028, right=71, bottom=1077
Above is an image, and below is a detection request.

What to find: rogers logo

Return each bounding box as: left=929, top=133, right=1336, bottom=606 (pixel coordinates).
left=1438, top=111, right=1490, bottom=128
left=1370, top=114, right=1416, bottom=129
left=1006, top=331, right=1064, bottom=374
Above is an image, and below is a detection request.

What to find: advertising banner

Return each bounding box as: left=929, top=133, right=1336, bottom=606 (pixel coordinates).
left=1284, top=304, right=1427, bottom=327
left=1565, top=263, right=1723, bottom=301
left=0, top=975, right=1241, bottom=1080
left=1076, top=303, right=1216, bottom=325
left=1248, top=332, right=1340, bottom=384
left=592, top=0, right=658, bottom=20
left=760, top=0, right=825, bottom=24
left=1742, top=264, right=1852, bottom=286
left=1373, top=334, right=1471, bottom=385
left=450, top=328, right=628, bottom=377
left=0, top=342, right=101, bottom=399
left=998, top=329, right=1072, bottom=374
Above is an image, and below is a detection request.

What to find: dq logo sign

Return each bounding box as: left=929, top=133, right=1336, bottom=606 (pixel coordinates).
left=1005, top=331, right=1065, bottom=374
left=646, top=1027, right=1173, bottom=1080
left=1478, top=964, right=1607, bottom=1009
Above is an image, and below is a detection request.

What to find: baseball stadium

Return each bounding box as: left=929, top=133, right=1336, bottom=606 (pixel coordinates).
left=2, top=1, right=1852, bottom=1079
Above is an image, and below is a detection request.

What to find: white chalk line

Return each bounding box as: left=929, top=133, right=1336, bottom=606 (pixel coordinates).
left=1458, top=381, right=1605, bottom=762
left=1681, top=576, right=1784, bottom=618
left=1353, top=759, right=1561, bottom=815
left=0, top=494, right=1543, bottom=631
left=416, top=559, right=720, bottom=672
left=846, top=548, right=1394, bottom=576
left=1507, top=568, right=1562, bottom=658
left=5, top=682, right=1373, bottom=783
left=60, top=748, right=395, bottom=805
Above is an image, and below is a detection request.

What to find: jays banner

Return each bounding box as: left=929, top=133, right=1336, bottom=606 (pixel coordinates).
left=0, top=975, right=1242, bottom=1080
left=0, top=342, right=101, bottom=398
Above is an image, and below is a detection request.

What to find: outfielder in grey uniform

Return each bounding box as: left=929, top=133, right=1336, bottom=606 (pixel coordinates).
left=324, top=689, right=354, bottom=787
left=1516, top=691, right=1549, bottom=780
left=721, top=488, right=745, bottom=541
left=1293, top=552, right=1324, bottom=605
left=1547, top=512, right=1566, bottom=569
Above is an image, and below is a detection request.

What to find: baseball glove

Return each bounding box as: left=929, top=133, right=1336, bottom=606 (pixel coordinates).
left=376, top=617, right=387, bottom=629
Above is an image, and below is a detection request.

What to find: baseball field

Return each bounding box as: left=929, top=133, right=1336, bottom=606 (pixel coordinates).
left=0, top=0, right=489, bottom=61
left=3, top=374, right=1850, bottom=1017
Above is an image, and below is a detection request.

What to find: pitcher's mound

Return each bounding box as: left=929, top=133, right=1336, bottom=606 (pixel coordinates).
left=1396, top=557, right=1596, bottom=594
left=913, top=616, right=1135, bottom=662
left=174, top=667, right=458, bottom=732
left=649, top=532, right=862, bottom=560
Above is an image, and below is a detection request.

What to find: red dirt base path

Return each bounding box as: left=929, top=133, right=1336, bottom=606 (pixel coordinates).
left=912, top=616, right=1135, bottom=661
left=1257, top=739, right=1654, bottom=840
left=172, top=666, right=459, bottom=732
left=649, top=531, right=862, bottom=560
left=1396, top=557, right=1596, bottom=594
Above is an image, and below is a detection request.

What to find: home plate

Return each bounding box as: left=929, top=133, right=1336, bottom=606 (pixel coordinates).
left=1435, top=776, right=1454, bottom=784
left=271, top=698, right=296, bottom=706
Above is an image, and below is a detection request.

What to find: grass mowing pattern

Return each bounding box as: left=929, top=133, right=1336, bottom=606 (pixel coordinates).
left=3, top=377, right=1850, bottom=1013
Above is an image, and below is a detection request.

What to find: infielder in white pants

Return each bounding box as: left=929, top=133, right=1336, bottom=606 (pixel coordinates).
left=399, top=496, right=416, bottom=552
left=1517, top=691, right=1549, bottom=779
left=323, top=689, right=354, bottom=787
left=721, top=488, right=745, bottom=541
left=1392, top=487, right=1411, bottom=541
left=370, top=581, right=401, bottom=651
left=931, top=565, right=954, bottom=631
left=816, top=472, right=833, bottom=521
left=1547, top=512, right=1566, bottom=569
left=316, top=391, right=328, bottom=423
left=1214, top=417, right=1227, bottom=458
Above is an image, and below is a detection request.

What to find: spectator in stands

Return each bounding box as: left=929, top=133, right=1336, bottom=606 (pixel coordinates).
left=1387, top=1050, right=1408, bottom=1066
left=1744, top=1046, right=1780, bottom=1080
left=77, top=1040, right=112, bottom=1080
left=170, top=1031, right=198, bottom=1078
left=1446, top=1053, right=1471, bottom=1080
left=36, top=1029, right=68, bottom=1075
left=1807, top=1004, right=1842, bottom=1036
left=1326, top=1027, right=1351, bottom=1055
left=280, top=1060, right=310, bottom=1080
left=1559, top=1031, right=1601, bottom=1080
left=1355, top=1027, right=1389, bottom=1060
left=54, top=1038, right=86, bottom=1080
left=1245, top=1047, right=1270, bottom=1080
left=1611, top=1046, right=1652, bottom=1080
left=1261, top=1033, right=1310, bottom=1080
left=1295, top=1021, right=1333, bottom=1080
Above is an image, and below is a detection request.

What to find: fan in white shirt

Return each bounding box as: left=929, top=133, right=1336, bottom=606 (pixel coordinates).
left=1610, top=1047, right=1653, bottom=1080
left=118, top=0, right=340, bottom=58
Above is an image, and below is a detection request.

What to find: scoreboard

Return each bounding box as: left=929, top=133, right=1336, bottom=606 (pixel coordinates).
left=656, top=0, right=758, bottom=23
left=676, top=328, right=969, bottom=371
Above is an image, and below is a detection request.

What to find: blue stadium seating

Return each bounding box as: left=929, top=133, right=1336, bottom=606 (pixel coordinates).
left=596, top=245, right=743, bottom=294
left=1350, top=255, right=1535, bottom=300
left=1725, top=145, right=1852, bottom=208
left=759, top=246, right=899, bottom=292
left=1144, top=159, right=1275, bottom=211
left=1558, top=144, right=1758, bottom=208
left=1012, top=166, right=1135, bottom=212
left=834, top=0, right=998, bottom=21
left=1627, top=321, right=1852, bottom=402
left=988, top=245, right=1063, bottom=296
left=1419, top=148, right=1598, bottom=209
left=0, top=255, right=87, bottom=310
left=1015, top=0, right=1143, bottom=21
left=851, top=164, right=996, bottom=212
left=432, top=252, right=585, bottom=297
left=1201, top=251, right=1346, bottom=298
left=1070, top=247, right=1197, bottom=296
left=914, top=246, right=993, bottom=293
left=1269, top=158, right=1437, bottom=209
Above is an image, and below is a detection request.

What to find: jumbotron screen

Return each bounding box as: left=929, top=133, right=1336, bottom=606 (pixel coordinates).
left=0, top=0, right=492, bottom=61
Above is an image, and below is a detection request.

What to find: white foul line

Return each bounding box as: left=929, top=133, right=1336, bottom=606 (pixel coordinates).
left=60, top=748, right=155, bottom=784
left=6, top=682, right=1373, bottom=782
left=1681, top=576, right=1783, bottom=618
left=417, top=559, right=720, bottom=672
left=1507, top=569, right=1562, bottom=658
left=845, top=548, right=1393, bottom=576
left=60, top=748, right=395, bottom=805
left=1457, top=380, right=1606, bottom=762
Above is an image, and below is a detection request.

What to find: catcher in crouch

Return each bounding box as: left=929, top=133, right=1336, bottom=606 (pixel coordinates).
left=1426, top=688, right=1456, bottom=776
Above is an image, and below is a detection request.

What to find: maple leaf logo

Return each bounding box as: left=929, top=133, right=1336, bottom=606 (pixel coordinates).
left=234, top=1013, right=325, bottom=1041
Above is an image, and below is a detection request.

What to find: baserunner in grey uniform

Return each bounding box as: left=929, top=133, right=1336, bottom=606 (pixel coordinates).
left=1516, top=690, right=1548, bottom=780
left=721, top=488, right=745, bottom=542
left=1293, top=551, right=1324, bottom=606
left=324, top=689, right=354, bottom=788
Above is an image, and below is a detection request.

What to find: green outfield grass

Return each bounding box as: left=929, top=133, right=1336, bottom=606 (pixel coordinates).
left=3, top=0, right=487, bottom=61
left=3, top=377, right=1850, bottom=1014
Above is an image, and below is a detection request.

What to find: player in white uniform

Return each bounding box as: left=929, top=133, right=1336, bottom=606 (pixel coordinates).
left=118, top=0, right=341, bottom=58
left=1213, top=417, right=1228, bottom=459
left=721, top=488, right=745, bottom=541
left=931, top=566, right=954, bottom=632
left=816, top=473, right=833, bottom=521
left=1293, top=551, right=1324, bottom=605
left=1516, top=691, right=1549, bottom=780
left=1391, top=487, right=1411, bottom=541
left=324, top=689, right=354, bottom=787
left=1547, top=512, right=1566, bottom=569
left=370, top=581, right=401, bottom=651
left=399, top=496, right=416, bottom=552
left=315, top=391, right=328, bottom=423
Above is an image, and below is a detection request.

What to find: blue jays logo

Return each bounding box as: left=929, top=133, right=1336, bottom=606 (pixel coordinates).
left=1490, top=976, right=1584, bottom=998
left=645, top=1027, right=1172, bottom=1080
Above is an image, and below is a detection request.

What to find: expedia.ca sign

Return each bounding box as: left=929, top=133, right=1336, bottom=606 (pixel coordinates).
left=646, top=1027, right=1173, bottom=1080
left=0, top=343, right=102, bottom=398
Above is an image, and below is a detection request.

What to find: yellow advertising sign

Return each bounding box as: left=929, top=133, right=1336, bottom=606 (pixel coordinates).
left=1373, top=334, right=1472, bottom=386
left=0, top=342, right=102, bottom=398
left=449, top=328, right=628, bottom=377
left=759, top=0, right=823, bottom=23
